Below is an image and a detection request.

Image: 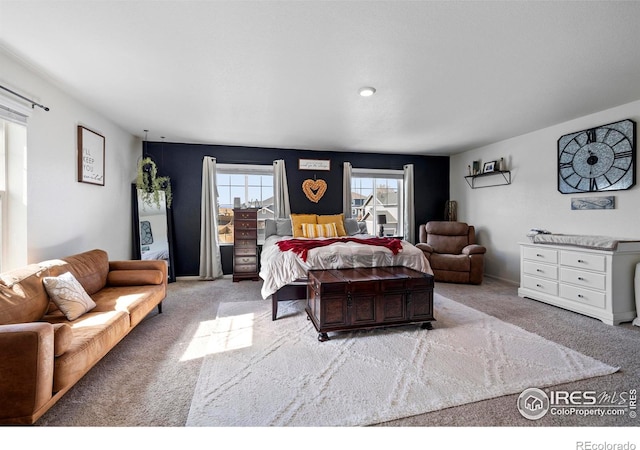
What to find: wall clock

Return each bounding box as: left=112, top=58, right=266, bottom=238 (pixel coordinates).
left=558, top=119, right=636, bottom=194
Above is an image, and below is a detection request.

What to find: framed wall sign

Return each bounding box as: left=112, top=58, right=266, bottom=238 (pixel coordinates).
left=77, top=125, right=105, bottom=185
left=558, top=119, right=635, bottom=194
left=298, top=158, right=331, bottom=171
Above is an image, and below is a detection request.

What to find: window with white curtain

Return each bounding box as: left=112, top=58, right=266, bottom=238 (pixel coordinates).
left=0, top=96, right=28, bottom=271
left=216, top=164, right=274, bottom=244
left=351, top=168, right=404, bottom=237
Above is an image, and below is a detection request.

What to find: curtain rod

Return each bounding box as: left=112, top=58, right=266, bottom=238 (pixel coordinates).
left=0, top=84, right=50, bottom=111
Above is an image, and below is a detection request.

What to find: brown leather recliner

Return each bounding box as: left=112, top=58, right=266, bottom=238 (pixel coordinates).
left=416, top=221, right=486, bottom=284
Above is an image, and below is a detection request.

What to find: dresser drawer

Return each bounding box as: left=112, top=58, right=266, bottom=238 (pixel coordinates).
left=523, top=246, right=558, bottom=264
left=235, top=219, right=256, bottom=230
left=523, top=261, right=558, bottom=280
left=234, top=246, right=257, bottom=257
left=522, top=275, right=558, bottom=296
left=235, top=210, right=257, bottom=220
left=234, top=255, right=257, bottom=266
left=235, top=229, right=257, bottom=240
left=561, top=251, right=606, bottom=272
left=560, top=284, right=606, bottom=309
left=560, top=267, right=606, bottom=291
left=234, top=263, right=258, bottom=273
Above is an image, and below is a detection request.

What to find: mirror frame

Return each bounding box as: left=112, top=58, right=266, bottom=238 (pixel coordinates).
left=131, top=183, right=176, bottom=282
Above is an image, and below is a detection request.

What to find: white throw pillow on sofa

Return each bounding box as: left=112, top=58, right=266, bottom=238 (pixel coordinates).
left=43, top=271, right=96, bottom=321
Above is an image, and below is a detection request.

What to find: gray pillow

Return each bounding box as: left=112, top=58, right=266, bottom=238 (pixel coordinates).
left=276, top=219, right=293, bottom=236
left=265, top=219, right=277, bottom=238
left=357, top=221, right=368, bottom=234
left=344, top=218, right=360, bottom=236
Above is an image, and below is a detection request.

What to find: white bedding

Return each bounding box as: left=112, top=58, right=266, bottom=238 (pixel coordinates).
left=259, top=234, right=433, bottom=299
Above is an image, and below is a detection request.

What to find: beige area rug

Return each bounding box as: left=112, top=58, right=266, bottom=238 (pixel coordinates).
left=186, top=294, right=618, bottom=427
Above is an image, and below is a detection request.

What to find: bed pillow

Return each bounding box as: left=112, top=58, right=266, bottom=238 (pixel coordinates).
left=265, top=219, right=277, bottom=239
left=317, top=213, right=346, bottom=236
left=302, top=222, right=338, bottom=238
left=344, top=218, right=360, bottom=236
left=42, top=271, right=96, bottom=321
left=276, top=219, right=293, bottom=236
left=290, top=213, right=317, bottom=238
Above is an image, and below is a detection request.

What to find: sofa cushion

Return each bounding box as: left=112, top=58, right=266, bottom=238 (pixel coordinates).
left=0, top=265, right=50, bottom=325
left=43, top=272, right=96, bottom=321
left=107, top=269, right=164, bottom=286
left=42, top=249, right=109, bottom=295
left=52, top=323, right=72, bottom=357
left=430, top=253, right=471, bottom=272
left=44, top=310, right=130, bottom=392
left=91, top=284, right=166, bottom=327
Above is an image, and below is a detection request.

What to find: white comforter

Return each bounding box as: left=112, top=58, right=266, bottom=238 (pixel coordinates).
left=259, top=234, right=433, bottom=299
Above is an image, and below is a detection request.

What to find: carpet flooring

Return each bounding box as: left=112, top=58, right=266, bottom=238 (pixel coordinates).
left=35, top=276, right=640, bottom=428
left=186, top=295, right=617, bottom=426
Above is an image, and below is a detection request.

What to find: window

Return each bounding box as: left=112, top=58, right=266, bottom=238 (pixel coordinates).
left=351, top=168, right=403, bottom=237
left=216, top=164, right=273, bottom=244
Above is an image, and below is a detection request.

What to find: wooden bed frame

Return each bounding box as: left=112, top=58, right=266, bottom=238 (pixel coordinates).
left=271, top=280, right=308, bottom=320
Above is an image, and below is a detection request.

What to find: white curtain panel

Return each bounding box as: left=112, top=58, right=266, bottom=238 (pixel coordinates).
left=273, top=159, right=291, bottom=219
left=403, top=164, right=415, bottom=244
left=199, top=157, right=223, bottom=280
left=343, top=161, right=352, bottom=219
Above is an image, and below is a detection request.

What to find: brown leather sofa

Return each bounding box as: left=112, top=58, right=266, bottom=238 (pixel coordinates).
left=416, top=221, right=486, bottom=284
left=0, top=249, right=167, bottom=425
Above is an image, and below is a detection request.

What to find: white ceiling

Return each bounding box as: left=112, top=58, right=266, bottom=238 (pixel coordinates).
left=1, top=1, right=640, bottom=156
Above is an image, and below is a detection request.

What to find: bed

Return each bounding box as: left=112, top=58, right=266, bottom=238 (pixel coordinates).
left=259, top=217, right=433, bottom=318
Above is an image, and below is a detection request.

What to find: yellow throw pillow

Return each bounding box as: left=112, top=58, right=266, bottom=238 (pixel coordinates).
left=290, top=213, right=318, bottom=238
left=302, top=222, right=338, bottom=238
left=317, top=213, right=346, bottom=236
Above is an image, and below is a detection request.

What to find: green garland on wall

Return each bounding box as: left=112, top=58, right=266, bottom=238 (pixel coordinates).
left=136, top=157, right=173, bottom=208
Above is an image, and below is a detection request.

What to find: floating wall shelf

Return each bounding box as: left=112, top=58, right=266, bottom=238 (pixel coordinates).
left=464, top=170, right=511, bottom=189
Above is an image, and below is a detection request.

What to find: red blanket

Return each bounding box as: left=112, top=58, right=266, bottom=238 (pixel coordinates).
left=276, top=237, right=403, bottom=262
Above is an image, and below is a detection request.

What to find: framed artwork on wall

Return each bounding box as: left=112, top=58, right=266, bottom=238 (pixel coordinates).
left=557, top=119, right=635, bottom=194
left=298, top=158, right=330, bottom=171
left=77, top=125, right=105, bottom=186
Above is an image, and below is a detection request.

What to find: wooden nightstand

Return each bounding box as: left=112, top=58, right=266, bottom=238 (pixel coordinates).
left=233, top=208, right=260, bottom=282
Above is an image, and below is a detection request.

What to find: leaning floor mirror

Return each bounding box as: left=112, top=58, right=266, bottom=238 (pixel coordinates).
left=131, top=184, right=176, bottom=282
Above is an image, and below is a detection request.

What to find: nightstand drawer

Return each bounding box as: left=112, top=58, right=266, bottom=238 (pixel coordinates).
left=236, top=210, right=257, bottom=220
left=522, top=275, right=558, bottom=296
left=523, top=261, right=558, bottom=280
left=561, top=251, right=606, bottom=272
left=560, top=284, right=606, bottom=309
left=560, top=267, right=606, bottom=291
left=523, top=246, right=558, bottom=264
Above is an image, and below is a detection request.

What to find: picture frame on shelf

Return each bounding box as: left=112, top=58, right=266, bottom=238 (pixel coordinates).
left=483, top=161, right=496, bottom=173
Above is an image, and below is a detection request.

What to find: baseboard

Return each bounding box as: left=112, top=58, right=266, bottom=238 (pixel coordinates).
left=176, top=274, right=234, bottom=281
left=484, top=273, right=519, bottom=286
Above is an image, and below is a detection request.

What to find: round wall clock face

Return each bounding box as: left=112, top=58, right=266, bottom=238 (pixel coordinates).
left=558, top=119, right=636, bottom=193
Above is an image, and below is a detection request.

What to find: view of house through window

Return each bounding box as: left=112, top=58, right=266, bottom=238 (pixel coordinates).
left=351, top=169, right=403, bottom=237
left=216, top=164, right=274, bottom=244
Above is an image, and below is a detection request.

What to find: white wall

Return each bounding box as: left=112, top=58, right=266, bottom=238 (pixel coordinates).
left=1, top=48, right=140, bottom=267
left=451, top=99, right=640, bottom=284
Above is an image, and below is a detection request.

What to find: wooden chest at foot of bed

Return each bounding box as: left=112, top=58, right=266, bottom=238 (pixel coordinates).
left=306, top=267, right=435, bottom=341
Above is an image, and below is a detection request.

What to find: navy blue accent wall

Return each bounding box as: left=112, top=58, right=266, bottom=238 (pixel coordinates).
left=144, top=142, right=449, bottom=277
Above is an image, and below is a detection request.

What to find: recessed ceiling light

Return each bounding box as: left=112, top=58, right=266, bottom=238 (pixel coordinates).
left=358, top=87, right=376, bottom=97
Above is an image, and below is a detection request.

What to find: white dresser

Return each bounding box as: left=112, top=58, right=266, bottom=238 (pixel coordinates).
left=518, top=241, right=640, bottom=325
